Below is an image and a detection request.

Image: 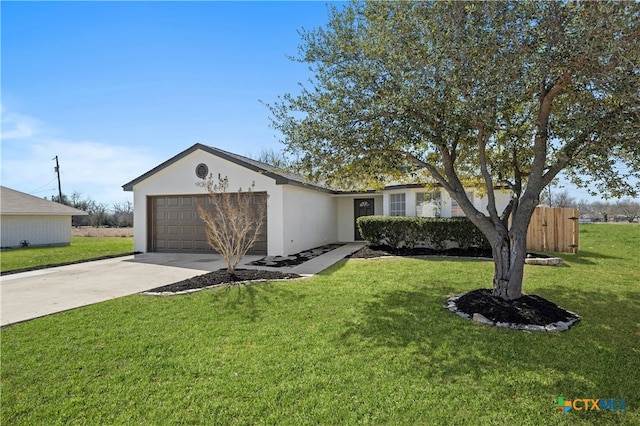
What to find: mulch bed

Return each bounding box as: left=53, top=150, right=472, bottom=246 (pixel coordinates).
left=145, top=269, right=302, bottom=293
left=453, top=289, right=579, bottom=326
left=250, top=244, right=344, bottom=267
left=348, top=245, right=493, bottom=259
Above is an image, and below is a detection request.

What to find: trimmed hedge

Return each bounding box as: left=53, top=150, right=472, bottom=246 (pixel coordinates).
left=356, top=216, right=490, bottom=250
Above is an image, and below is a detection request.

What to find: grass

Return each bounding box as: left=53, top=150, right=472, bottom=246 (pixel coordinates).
left=1, top=224, right=638, bottom=424
left=0, top=237, right=134, bottom=273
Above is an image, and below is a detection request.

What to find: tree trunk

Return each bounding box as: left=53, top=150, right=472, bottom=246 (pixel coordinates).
left=491, top=228, right=528, bottom=300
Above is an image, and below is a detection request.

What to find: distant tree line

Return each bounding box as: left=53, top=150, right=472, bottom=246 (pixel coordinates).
left=51, top=192, right=133, bottom=227
left=541, top=190, right=640, bottom=223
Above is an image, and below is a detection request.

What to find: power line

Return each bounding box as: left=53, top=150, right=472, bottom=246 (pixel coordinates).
left=29, top=178, right=58, bottom=194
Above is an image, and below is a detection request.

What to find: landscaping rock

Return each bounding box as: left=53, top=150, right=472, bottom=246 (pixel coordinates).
left=473, top=313, right=494, bottom=326
left=446, top=289, right=580, bottom=332
left=525, top=257, right=563, bottom=266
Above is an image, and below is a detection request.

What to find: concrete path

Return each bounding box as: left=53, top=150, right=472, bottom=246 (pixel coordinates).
left=0, top=243, right=365, bottom=327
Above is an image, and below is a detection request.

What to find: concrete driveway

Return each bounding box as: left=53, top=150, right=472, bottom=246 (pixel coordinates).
left=1, top=253, right=262, bottom=327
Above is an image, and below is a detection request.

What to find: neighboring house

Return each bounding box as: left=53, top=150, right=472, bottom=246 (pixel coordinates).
left=123, top=143, right=511, bottom=256
left=0, top=186, right=88, bottom=248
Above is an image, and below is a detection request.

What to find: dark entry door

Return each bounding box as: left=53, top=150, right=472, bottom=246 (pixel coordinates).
left=354, top=198, right=374, bottom=240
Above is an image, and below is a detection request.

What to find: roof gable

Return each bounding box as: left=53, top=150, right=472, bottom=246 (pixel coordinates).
left=0, top=186, right=88, bottom=216
left=122, top=143, right=333, bottom=193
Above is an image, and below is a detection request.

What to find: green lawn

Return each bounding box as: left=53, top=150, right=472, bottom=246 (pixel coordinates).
left=0, top=237, right=134, bottom=273
left=1, top=225, right=638, bottom=424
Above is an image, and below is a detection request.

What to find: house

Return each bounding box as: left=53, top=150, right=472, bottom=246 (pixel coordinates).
left=0, top=186, right=88, bottom=248
left=123, top=144, right=511, bottom=256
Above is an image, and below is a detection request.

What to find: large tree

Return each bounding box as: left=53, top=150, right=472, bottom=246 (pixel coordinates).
left=269, top=1, right=639, bottom=300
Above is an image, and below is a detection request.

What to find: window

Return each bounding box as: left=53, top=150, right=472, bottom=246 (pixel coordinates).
left=451, top=191, right=473, bottom=217
left=195, top=163, right=209, bottom=179
left=416, top=191, right=441, bottom=217
left=389, top=193, right=406, bottom=216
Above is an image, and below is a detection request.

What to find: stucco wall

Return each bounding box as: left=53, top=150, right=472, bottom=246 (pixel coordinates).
left=281, top=185, right=337, bottom=255
left=0, top=215, right=72, bottom=248
left=129, top=149, right=282, bottom=254
left=336, top=195, right=383, bottom=242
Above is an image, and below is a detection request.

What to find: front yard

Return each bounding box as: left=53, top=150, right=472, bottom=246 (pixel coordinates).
left=1, top=224, right=638, bottom=424
left=0, top=236, right=134, bottom=273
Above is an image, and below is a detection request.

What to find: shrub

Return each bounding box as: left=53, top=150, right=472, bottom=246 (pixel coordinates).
left=356, top=216, right=489, bottom=250
left=196, top=174, right=267, bottom=273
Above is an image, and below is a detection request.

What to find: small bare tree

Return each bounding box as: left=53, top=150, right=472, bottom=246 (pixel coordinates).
left=196, top=174, right=267, bottom=273
left=614, top=199, right=640, bottom=223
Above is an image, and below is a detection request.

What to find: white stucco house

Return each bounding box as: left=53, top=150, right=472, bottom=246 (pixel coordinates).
left=123, top=144, right=511, bottom=256
left=0, top=186, right=88, bottom=249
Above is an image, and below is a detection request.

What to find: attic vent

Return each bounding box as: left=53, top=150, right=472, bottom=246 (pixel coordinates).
left=195, top=163, right=209, bottom=179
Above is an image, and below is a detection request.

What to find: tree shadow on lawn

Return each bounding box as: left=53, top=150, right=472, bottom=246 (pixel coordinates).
left=214, top=280, right=307, bottom=322
left=559, top=249, right=623, bottom=266
left=340, top=283, right=640, bottom=402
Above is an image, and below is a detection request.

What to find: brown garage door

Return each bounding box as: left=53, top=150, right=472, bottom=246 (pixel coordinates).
left=149, top=194, right=267, bottom=254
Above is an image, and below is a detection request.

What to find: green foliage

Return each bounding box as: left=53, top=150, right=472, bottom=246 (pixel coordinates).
left=270, top=1, right=640, bottom=198
left=269, top=0, right=640, bottom=299
left=357, top=216, right=489, bottom=250
left=1, top=225, right=639, bottom=424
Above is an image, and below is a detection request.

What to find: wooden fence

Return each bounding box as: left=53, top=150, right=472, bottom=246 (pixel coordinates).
left=526, top=206, right=579, bottom=253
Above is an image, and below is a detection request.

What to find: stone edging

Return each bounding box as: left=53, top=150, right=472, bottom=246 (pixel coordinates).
left=445, top=294, right=581, bottom=332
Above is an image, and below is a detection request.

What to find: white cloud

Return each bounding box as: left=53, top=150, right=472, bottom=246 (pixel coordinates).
left=0, top=106, right=40, bottom=140
left=1, top=108, right=163, bottom=205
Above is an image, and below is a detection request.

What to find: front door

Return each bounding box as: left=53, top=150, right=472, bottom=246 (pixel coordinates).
left=354, top=198, right=374, bottom=240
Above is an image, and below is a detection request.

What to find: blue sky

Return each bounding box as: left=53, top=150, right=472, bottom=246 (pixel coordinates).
left=1, top=1, right=627, bottom=206
left=1, top=1, right=334, bottom=204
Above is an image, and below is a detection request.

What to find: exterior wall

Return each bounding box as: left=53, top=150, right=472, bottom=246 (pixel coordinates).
left=130, top=150, right=282, bottom=254
left=0, top=215, right=72, bottom=248
left=336, top=194, right=383, bottom=242
left=281, top=185, right=338, bottom=255
left=476, top=189, right=512, bottom=217
left=383, top=188, right=512, bottom=219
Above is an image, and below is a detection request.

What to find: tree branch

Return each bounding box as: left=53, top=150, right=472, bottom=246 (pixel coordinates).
left=477, top=126, right=500, bottom=225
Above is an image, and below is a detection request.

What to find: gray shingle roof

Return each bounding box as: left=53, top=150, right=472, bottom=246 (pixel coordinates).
left=0, top=186, right=88, bottom=216
left=122, top=143, right=334, bottom=193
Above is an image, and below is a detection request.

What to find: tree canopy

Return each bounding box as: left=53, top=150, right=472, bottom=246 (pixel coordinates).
left=271, top=1, right=639, bottom=197
left=269, top=1, right=639, bottom=300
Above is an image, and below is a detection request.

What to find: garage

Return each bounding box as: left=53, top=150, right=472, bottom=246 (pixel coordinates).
left=148, top=194, right=267, bottom=254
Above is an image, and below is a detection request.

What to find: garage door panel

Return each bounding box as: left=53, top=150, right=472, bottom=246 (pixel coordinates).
left=180, top=210, right=195, bottom=221
left=150, top=194, right=266, bottom=254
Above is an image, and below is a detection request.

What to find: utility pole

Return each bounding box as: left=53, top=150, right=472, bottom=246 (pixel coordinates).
left=53, top=155, right=63, bottom=204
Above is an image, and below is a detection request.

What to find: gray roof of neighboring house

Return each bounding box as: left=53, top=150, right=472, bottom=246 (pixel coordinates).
left=0, top=186, right=88, bottom=216
left=122, top=143, right=334, bottom=193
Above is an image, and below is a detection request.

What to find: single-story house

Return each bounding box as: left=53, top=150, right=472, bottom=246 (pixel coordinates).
left=0, top=186, right=88, bottom=249
left=123, top=143, right=511, bottom=256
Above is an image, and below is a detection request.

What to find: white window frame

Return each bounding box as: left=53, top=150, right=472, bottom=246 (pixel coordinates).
left=416, top=190, right=441, bottom=217
left=389, top=193, right=406, bottom=216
